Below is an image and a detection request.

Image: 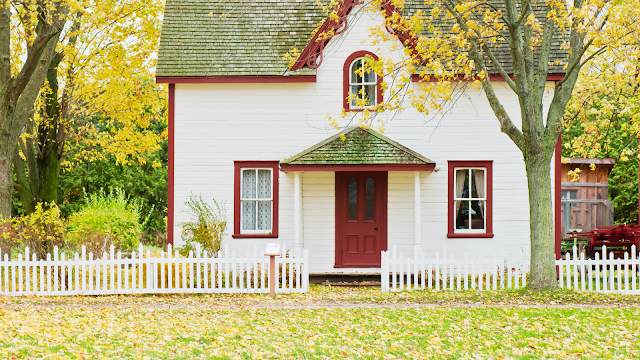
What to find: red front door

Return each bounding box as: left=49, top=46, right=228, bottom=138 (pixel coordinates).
left=335, top=172, right=388, bottom=267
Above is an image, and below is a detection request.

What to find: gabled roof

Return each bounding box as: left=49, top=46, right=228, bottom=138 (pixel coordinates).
left=157, top=0, right=569, bottom=78
left=280, top=127, right=435, bottom=167
left=157, top=0, right=325, bottom=77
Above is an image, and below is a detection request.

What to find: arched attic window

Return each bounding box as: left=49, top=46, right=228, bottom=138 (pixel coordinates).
left=343, top=51, right=383, bottom=111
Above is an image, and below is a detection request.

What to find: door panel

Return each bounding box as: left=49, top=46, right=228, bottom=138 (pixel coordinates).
left=335, top=172, right=387, bottom=267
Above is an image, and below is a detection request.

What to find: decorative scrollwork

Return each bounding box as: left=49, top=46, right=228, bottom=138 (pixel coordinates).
left=291, top=0, right=423, bottom=71
left=291, top=0, right=358, bottom=71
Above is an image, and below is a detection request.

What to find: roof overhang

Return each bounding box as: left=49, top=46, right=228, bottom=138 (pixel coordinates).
left=280, top=127, right=436, bottom=172
left=566, top=158, right=616, bottom=165
left=156, top=75, right=316, bottom=84
left=280, top=164, right=435, bottom=172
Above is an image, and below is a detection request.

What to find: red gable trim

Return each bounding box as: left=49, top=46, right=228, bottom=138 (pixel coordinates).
left=280, top=164, right=435, bottom=172
left=380, top=2, right=423, bottom=63
left=156, top=76, right=316, bottom=84
left=290, top=0, right=360, bottom=71
left=291, top=0, right=422, bottom=71
left=411, top=73, right=566, bottom=82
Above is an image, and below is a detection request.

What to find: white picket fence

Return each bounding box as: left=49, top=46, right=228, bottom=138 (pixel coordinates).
left=0, top=243, right=309, bottom=296
left=381, top=246, right=529, bottom=292
left=557, top=245, right=640, bottom=294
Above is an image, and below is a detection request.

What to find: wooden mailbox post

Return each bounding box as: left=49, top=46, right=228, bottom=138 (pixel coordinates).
left=264, top=243, right=282, bottom=298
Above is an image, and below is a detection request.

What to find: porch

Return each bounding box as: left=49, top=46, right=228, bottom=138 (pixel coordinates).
left=279, top=127, right=435, bottom=274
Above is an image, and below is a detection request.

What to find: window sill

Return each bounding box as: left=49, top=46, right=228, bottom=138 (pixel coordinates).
left=232, top=234, right=279, bottom=239
left=447, top=233, right=494, bottom=239
left=344, top=108, right=379, bottom=113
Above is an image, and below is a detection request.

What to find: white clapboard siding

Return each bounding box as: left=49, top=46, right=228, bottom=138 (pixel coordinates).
left=556, top=245, right=640, bottom=295
left=381, top=245, right=529, bottom=292
left=0, top=244, right=309, bottom=296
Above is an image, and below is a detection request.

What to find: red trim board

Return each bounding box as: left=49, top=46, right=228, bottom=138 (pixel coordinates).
left=167, top=84, right=175, bottom=246
left=156, top=76, right=316, bottom=84
left=447, top=160, right=494, bottom=238
left=555, top=138, right=562, bottom=260
left=232, top=161, right=280, bottom=239
left=280, top=164, right=435, bottom=172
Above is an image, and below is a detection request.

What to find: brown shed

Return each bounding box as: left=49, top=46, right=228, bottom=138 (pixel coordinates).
left=560, top=158, right=615, bottom=238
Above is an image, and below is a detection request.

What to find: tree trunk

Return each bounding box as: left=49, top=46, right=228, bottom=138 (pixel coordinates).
left=0, top=121, right=15, bottom=218
left=524, top=150, right=558, bottom=290
left=37, top=141, right=60, bottom=204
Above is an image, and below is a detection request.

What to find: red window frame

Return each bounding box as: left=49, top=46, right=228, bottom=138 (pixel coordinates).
left=343, top=51, right=383, bottom=111
left=233, top=161, right=280, bottom=239
left=447, top=160, right=494, bottom=238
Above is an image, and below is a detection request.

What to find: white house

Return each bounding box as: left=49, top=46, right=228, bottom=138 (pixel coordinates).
left=156, top=0, right=565, bottom=274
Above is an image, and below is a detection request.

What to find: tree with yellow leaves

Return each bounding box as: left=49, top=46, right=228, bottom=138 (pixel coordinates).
left=0, top=0, right=70, bottom=218
left=319, top=0, right=640, bottom=289
left=9, top=0, right=165, bottom=214
left=563, top=56, right=640, bottom=223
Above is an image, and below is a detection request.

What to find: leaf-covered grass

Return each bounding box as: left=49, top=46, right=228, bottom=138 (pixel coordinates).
left=0, top=306, right=638, bottom=359
left=1, top=285, right=640, bottom=307
left=1, top=286, right=639, bottom=359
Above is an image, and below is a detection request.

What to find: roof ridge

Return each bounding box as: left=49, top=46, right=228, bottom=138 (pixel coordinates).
left=281, top=126, right=435, bottom=166
left=362, top=128, right=434, bottom=164
left=281, top=127, right=358, bottom=164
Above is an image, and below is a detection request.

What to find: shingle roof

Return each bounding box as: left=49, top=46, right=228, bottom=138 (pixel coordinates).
left=157, top=0, right=568, bottom=77
left=280, top=127, right=435, bottom=166
left=157, top=0, right=325, bottom=77
left=403, top=2, right=568, bottom=75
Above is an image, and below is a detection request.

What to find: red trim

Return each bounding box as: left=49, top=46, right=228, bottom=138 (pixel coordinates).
left=447, top=160, right=494, bottom=238
left=290, top=0, right=359, bottom=71
left=290, top=0, right=422, bottom=71
left=280, top=164, right=435, bottom=172
left=167, top=84, right=175, bottom=246
left=343, top=51, right=384, bottom=111
left=447, top=233, right=494, bottom=238
left=412, top=74, right=566, bottom=82
left=232, top=161, right=280, bottom=239
left=555, top=139, right=562, bottom=260
left=380, top=2, right=423, bottom=63
left=156, top=76, right=316, bottom=84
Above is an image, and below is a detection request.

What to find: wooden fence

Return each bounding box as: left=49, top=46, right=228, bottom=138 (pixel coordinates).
left=557, top=245, right=640, bottom=294
left=382, top=245, right=640, bottom=294
left=381, top=246, right=529, bottom=292
left=0, top=244, right=309, bottom=296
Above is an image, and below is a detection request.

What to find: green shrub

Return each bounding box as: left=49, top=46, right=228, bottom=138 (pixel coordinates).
left=180, top=195, right=226, bottom=256
left=67, top=188, right=151, bottom=253
left=0, top=202, right=66, bottom=259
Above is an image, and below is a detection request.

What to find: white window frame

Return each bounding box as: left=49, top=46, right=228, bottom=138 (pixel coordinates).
left=349, top=57, right=377, bottom=109
left=453, top=167, right=487, bottom=234
left=240, top=168, right=274, bottom=234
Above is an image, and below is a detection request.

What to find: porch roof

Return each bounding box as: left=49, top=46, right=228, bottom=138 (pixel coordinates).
left=280, top=127, right=435, bottom=171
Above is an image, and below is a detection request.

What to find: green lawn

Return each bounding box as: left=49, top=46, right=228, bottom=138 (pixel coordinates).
left=1, top=286, right=639, bottom=359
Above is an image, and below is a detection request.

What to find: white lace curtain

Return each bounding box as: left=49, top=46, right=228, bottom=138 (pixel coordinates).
left=454, top=168, right=486, bottom=229
left=242, top=169, right=272, bottom=231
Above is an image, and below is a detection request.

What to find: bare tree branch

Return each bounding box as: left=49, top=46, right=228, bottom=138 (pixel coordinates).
left=470, top=43, right=525, bottom=149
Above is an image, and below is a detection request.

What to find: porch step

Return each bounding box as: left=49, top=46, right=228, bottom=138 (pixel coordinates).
left=310, top=275, right=381, bottom=287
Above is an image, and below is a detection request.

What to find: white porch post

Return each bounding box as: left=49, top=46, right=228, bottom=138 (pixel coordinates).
left=294, top=171, right=303, bottom=256
left=414, top=171, right=422, bottom=253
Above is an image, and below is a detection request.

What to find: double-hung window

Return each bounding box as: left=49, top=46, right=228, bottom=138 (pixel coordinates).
left=448, top=161, right=493, bottom=238
left=233, top=161, right=279, bottom=238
